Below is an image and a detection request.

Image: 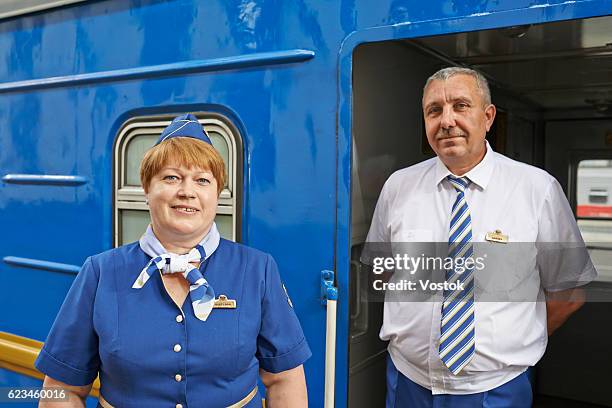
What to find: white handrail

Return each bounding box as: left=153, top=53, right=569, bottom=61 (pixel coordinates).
left=324, top=297, right=337, bottom=408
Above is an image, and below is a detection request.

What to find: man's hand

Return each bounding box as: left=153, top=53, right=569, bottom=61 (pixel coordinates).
left=546, top=288, right=586, bottom=336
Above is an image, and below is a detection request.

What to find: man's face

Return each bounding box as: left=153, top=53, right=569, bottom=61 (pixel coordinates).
left=422, top=74, right=496, bottom=172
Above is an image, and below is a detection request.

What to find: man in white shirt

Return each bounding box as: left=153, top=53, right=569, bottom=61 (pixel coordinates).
left=364, top=67, right=596, bottom=407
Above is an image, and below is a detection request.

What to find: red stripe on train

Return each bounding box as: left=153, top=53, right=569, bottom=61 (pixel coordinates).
left=577, top=205, right=612, bottom=218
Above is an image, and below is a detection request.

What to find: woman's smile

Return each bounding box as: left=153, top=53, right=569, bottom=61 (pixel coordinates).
left=171, top=204, right=200, bottom=214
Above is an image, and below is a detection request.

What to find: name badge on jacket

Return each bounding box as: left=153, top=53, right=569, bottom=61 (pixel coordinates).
left=213, top=295, right=237, bottom=309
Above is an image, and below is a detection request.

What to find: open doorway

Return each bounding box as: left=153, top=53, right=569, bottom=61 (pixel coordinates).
left=350, top=15, right=612, bottom=408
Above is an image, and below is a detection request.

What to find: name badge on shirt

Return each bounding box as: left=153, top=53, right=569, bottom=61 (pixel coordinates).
left=485, top=229, right=508, bottom=244
left=213, top=295, right=237, bottom=309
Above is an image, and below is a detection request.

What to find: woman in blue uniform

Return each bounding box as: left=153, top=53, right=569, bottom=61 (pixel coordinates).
left=35, top=114, right=311, bottom=408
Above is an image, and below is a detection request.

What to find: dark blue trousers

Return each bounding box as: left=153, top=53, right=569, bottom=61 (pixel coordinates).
left=386, top=356, right=533, bottom=408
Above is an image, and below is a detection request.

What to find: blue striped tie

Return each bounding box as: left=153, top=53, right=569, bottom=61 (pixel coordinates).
left=439, top=175, right=475, bottom=375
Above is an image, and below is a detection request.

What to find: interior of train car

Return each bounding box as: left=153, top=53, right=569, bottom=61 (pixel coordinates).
left=349, top=15, right=612, bottom=407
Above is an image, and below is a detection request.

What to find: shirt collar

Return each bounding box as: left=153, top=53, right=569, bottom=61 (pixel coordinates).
left=434, top=140, right=495, bottom=190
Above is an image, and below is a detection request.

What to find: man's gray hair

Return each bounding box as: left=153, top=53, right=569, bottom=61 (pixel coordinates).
left=424, top=67, right=491, bottom=106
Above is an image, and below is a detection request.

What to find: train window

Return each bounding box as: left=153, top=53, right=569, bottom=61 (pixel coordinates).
left=113, top=115, right=242, bottom=246
left=575, top=159, right=612, bottom=283
left=576, top=160, right=612, bottom=219
left=125, top=134, right=158, bottom=187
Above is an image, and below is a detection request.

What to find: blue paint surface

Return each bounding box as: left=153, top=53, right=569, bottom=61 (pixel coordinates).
left=0, top=1, right=609, bottom=407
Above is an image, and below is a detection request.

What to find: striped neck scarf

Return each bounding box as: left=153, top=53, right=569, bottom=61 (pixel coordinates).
left=133, top=223, right=220, bottom=321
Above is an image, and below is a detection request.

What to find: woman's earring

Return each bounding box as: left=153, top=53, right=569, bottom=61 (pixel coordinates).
left=145, top=198, right=149, bottom=205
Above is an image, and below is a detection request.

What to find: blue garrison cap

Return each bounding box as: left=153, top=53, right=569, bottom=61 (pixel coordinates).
left=156, top=113, right=212, bottom=145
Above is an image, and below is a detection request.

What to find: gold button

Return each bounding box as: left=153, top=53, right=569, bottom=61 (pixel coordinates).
left=175, top=374, right=182, bottom=382
left=176, top=315, right=184, bottom=323
left=173, top=344, right=182, bottom=352
left=176, top=404, right=183, bottom=408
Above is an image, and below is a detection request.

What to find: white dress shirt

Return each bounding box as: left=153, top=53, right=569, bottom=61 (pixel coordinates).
left=365, top=142, right=596, bottom=394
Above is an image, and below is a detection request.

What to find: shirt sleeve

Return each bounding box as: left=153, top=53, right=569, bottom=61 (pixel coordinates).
left=361, top=180, right=392, bottom=265
left=35, top=257, right=101, bottom=386
left=256, top=255, right=311, bottom=373
left=537, top=179, right=597, bottom=291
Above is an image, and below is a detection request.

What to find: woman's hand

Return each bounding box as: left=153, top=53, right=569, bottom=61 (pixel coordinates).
left=38, top=376, right=92, bottom=408
left=260, top=365, right=307, bottom=408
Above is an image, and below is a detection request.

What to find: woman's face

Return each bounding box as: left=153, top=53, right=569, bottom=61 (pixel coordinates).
left=145, top=163, right=218, bottom=247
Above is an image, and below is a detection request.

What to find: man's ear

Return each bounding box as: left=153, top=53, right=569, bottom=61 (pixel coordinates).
left=484, top=104, right=497, bottom=132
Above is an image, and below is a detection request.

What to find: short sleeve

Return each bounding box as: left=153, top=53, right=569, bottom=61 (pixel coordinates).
left=537, top=179, right=597, bottom=291
left=361, top=180, right=391, bottom=265
left=256, top=255, right=311, bottom=373
left=35, top=257, right=101, bottom=386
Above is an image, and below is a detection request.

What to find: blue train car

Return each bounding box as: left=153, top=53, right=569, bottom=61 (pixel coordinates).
left=0, top=1, right=611, bottom=407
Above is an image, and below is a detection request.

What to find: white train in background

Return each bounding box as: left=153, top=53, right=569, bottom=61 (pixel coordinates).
left=577, top=159, right=612, bottom=282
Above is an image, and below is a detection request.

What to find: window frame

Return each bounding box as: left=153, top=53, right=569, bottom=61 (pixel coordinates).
left=0, top=0, right=87, bottom=20
left=112, top=112, right=243, bottom=246
left=569, top=150, right=612, bottom=220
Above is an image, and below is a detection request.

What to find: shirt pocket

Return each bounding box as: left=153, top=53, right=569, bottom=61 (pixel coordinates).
left=389, top=229, right=438, bottom=288
left=391, top=228, right=435, bottom=257
left=474, top=229, right=540, bottom=299
left=398, top=229, right=434, bottom=241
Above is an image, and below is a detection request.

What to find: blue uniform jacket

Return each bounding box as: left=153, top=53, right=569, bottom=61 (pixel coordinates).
left=35, top=239, right=311, bottom=407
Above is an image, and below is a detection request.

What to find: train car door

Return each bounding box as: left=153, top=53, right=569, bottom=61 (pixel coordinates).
left=336, top=2, right=612, bottom=407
